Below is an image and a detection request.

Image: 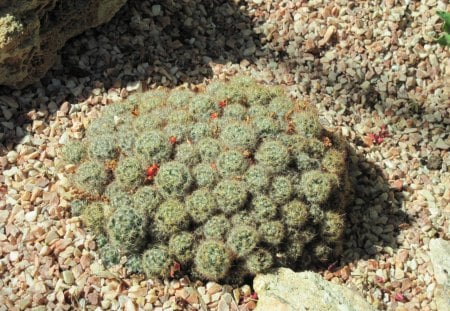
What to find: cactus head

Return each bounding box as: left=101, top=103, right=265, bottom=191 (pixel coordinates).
left=195, top=240, right=232, bottom=281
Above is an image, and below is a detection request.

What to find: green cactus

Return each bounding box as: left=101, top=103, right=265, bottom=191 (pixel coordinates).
left=106, top=207, right=146, bottom=254
left=322, top=149, right=346, bottom=176
left=195, top=240, right=232, bottom=281
left=133, top=186, right=162, bottom=216
left=197, top=138, right=221, bottom=162
left=203, top=215, right=230, bottom=240
left=155, top=161, right=192, bottom=199
left=216, top=150, right=249, bottom=177
left=154, top=199, right=190, bottom=240
left=125, top=255, right=143, bottom=274
left=66, top=76, right=350, bottom=283
left=255, top=140, right=290, bottom=174
left=186, top=188, right=218, bottom=224
left=168, top=232, right=195, bottom=264
left=167, top=89, right=194, bottom=109
left=226, top=225, right=259, bottom=257
left=105, top=182, right=132, bottom=209
left=291, top=110, right=323, bottom=138
left=142, top=246, right=172, bottom=278
left=268, top=96, right=293, bottom=119
left=300, top=170, right=338, bottom=204
left=175, top=142, right=200, bottom=166
left=259, top=220, right=285, bottom=245
left=281, top=200, right=309, bottom=228
left=87, top=134, right=117, bottom=161
left=270, top=175, right=293, bottom=205
left=244, top=165, right=271, bottom=194
left=81, top=202, right=106, bottom=235
left=114, top=157, right=144, bottom=190
left=99, top=245, right=120, bottom=267
left=220, top=123, right=257, bottom=151
left=222, top=104, right=247, bottom=120
left=251, top=195, right=277, bottom=220
left=74, top=161, right=109, bottom=194
left=213, top=179, right=248, bottom=215
left=192, top=163, right=218, bottom=188
left=62, top=140, right=86, bottom=164
left=231, top=211, right=257, bottom=228
left=246, top=249, right=273, bottom=275
left=189, top=122, right=213, bottom=142
left=135, top=130, right=173, bottom=163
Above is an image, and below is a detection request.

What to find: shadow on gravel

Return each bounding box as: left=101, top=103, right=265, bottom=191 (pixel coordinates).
left=338, top=147, right=411, bottom=266
left=0, top=0, right=272, bottom=146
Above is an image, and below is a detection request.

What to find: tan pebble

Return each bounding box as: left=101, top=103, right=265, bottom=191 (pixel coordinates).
left=206, top=282, right=222, bottom=295
left=367, top=259, right=379, bottom=270
left=319, top=25, right=336, bottom=46
left=221, top=293, right=233, bottom=304
left=174, top=288, right=188, bottom=299
left=217, top=299, right=230, bottom=311
left=185, top=292, right=199, bottom=304
left=395, top=268, right=405, bottom=280
left=101, top=299, right=112, bottom=309
left=25, top=210, right=37, bottom=222
left=21, top=191, right=31, bottom=201
left=245, top=300, right=257, bottom=310
left=240, top=285, right=251, bottom=297
left=197, top=287, right=206, bottom=295
left=147, top=294, right=158, bottom=304
left=232, top=288, right=240, bottom=303
left=211, top=292, right=222, bottom=302
left=9, top=251, right=19, bottom=261
left=62, top=270, right=75, bottom=285
left=125, top=299, right=137, bottom=311
left=201, top=294, right=211, bottom=304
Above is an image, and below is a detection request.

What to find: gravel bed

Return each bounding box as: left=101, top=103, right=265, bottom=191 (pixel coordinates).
left=0, top=0, right=449, bottom=310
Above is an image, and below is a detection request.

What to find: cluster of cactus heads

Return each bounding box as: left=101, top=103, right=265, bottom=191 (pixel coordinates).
left=63, top=76, right=350, bottom=285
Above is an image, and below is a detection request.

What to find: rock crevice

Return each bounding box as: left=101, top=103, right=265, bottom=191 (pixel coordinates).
left=0, top=0, right=127, bottom=88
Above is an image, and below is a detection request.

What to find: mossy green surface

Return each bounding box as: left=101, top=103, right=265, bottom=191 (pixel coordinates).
left=65, top=76, right=350, bottom=283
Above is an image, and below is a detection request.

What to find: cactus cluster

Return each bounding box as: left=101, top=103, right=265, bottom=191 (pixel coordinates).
left=63, top=76, right=350, bottom=284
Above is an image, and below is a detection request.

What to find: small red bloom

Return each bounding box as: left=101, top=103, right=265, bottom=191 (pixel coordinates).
left=210, top=163, right=217, bottom=170
left=146, top=164, right=159, bottom=180
left=169, top=136, right=177, bottom=145
left=218, top=100, right=227, bottom=108
left=210, top=112, right=218, bottom=119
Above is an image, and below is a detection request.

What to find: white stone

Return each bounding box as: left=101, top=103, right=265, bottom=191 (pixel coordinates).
left=254, top=268, right=376, bottom=311
left=25, top=210, right=37, bottom=222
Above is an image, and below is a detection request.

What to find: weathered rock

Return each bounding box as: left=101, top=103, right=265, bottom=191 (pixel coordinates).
left=429, top=239, right=450, bottom=311
left=0, top=0, right=127, bottom=88
left=254, top=268, right=376, bottom=311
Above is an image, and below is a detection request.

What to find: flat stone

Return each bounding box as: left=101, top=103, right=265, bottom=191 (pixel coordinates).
left=62, top=270, right=75, bottom=285
left=429, top=239, right=450, bottom=286
left=254, top=268, right=376, bottom=311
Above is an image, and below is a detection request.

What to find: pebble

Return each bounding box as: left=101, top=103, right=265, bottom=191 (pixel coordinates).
left=62, top=270, right=75, bottom=285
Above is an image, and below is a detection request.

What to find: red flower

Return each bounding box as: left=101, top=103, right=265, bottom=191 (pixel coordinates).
left=218, top=100, right=227, bottom=108
left=210, top=112, right=218, bottom=119
left=146, top=164, right=159, bottom=180
left=169, top=136, right=177, bottom=145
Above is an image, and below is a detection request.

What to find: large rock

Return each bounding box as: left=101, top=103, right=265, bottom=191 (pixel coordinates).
left=0, top=0, right=127, bottom=88
left=429, top=239, right=450, bottom=311
left=254, top=268, right=376, bottom=311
